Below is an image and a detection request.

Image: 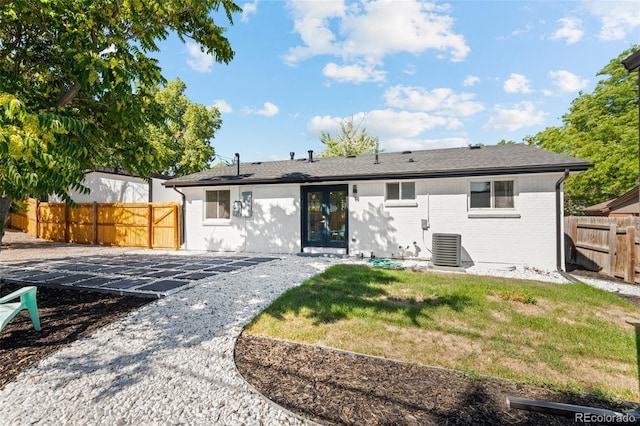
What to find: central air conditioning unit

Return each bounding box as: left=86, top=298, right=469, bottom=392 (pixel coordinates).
left=432, top=233, right=461, bottom=267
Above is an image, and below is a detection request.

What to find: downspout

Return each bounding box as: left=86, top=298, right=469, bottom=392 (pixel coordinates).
left=172, top=187, right=186, bottom=246
left=556, top=170, right=580, bottom=282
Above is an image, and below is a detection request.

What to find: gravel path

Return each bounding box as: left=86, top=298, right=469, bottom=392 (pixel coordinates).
left=0, top=253, right=341, bottom=425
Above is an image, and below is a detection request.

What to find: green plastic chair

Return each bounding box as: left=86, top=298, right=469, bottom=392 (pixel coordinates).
left=0, top=286, right=41, bottom=333
left=331, top=224, right=346, bottom=241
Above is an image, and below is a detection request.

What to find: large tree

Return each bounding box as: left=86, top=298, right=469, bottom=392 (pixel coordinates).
left=318, top=116, right=381, bottom=158
left=148, top=78, right=222, bottom=176
left=526, top=46, right=639, bottom=215
left=0, top=0, right=240, bottom=242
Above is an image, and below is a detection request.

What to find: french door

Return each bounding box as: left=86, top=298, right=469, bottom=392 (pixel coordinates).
left=302, top=185, right=347, bottom=249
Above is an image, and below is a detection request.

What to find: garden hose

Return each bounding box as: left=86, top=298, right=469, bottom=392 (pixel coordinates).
left=367, top=258, right=404, bottom=269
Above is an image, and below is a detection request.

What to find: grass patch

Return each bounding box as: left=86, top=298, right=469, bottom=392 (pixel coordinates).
left=245, top=264, right=640, bottom=400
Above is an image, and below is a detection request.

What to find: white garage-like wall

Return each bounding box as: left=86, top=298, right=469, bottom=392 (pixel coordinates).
left=50, top=171, right=149, bottom=203
left=49, top=172, right=182, bottom=204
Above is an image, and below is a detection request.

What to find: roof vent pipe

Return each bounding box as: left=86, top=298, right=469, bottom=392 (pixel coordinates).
left=375, top=153, right=379, bottom=165
left=290, top=152, right=295, bottom=160
left=235, top=153, right=240, bottom=176
left=308, top=150, right=314, bottom=163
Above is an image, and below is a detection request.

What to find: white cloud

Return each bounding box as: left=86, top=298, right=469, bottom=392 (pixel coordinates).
left=549, top=17, right=584, bottom=44
left=498, top=23, right=534, bottom=40
left=250, top=101, right=279, bottom=117
left=308, top=109, right=459, bottom=143
left=339, top=1, right=470, bottom=61
left=285, top=0, right=470, bottom=80
left=385, top=137, right=469, bottom=152
left=404, top=64, right=416, bottom=75
left=186, top=42, right=214, bottom=73
left=463, top=75, right=480, bottom=87
left=284, top=0, right=345, bottom=64
left=511, top=23, right=534, bottom=37
left=308, top=112, right=468, bottom=151
left=99, top=44, right=116, bottom=56
left=322, top=62, right=386, bottom=83
left=383, top=85, right=484, bottom=117
left=584, top=1, right=640, bottom=41
left=548, top=70, right=589, bottom=93
left=503, top=73, right=533, bottom=94
left=241, top=0, right=258, bottom=23
left=212, top=100, right=233, bottom=113
left=483, top=102, right=545, bottom=131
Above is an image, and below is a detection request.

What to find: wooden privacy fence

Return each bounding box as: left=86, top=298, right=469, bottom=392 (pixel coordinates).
left=565, top=216, right=640, bottom=284
left=9, top=198, right=180, bottom=250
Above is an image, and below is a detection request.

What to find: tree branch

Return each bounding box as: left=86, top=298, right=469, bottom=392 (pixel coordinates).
left=56, top=82, right=82, bottom=107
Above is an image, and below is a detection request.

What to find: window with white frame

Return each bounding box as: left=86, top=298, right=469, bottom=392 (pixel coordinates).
left=470, top=180, right=514, bottom=209
left=205, top=189, right=231, bottom=219
left=386, top=182, right=415, bottom=201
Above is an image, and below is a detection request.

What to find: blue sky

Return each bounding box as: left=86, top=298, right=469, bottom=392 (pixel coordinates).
left=153, top=0, right=639, bottom=164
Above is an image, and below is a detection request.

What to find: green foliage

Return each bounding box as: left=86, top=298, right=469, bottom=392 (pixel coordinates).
left=318, top=116, right=381, bottom=158
left=0, top=93, right=88, bottom=203
left=526, top=46, right=639, bottom=214
left=147, top=79, right=222, bottom=176
left=0, top=0, right=240, bottom=205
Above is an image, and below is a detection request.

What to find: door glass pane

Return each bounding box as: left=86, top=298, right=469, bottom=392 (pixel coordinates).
left=329, top=190, right=346, bottom=242
left=307, top=191, right=322, bottom=242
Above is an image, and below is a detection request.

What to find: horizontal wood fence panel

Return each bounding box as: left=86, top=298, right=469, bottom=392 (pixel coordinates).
left=565, top=216, right=639, bottom=284
left=8, top=199, right=180, bottom=250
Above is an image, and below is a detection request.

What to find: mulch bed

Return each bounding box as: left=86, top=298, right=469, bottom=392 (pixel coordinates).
left=0, top=282, right=151, bottom=389
left=235, top=334, right=640, bottom=425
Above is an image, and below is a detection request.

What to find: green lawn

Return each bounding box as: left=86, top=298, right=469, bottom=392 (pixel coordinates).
left=244, top=264, right=640, bottom=400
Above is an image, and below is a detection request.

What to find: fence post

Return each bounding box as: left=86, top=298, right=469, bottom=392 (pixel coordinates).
left=35, top=199, right=40, bottom=238
left=608, top=223, right=617, bottom=277
left=148, top=204, right=153, bottom=249
left=626, top=226, right=636, bottom=283
left=92, top=202, right=98, bottom=245
left=64, top=204, right=69, bottom=243
left=174, top=204, right=179, bottom=250
left=570, top=217, right=578, bottom=262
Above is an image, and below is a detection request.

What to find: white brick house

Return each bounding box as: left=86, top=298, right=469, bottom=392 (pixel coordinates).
left=164, top=144, right=591, bottom=272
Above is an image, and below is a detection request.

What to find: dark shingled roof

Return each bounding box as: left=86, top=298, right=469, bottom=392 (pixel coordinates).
left=164, top=144, right=592, bottom=188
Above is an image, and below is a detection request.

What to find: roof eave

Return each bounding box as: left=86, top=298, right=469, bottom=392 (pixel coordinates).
left=163, top=163, right=592, bottom=188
